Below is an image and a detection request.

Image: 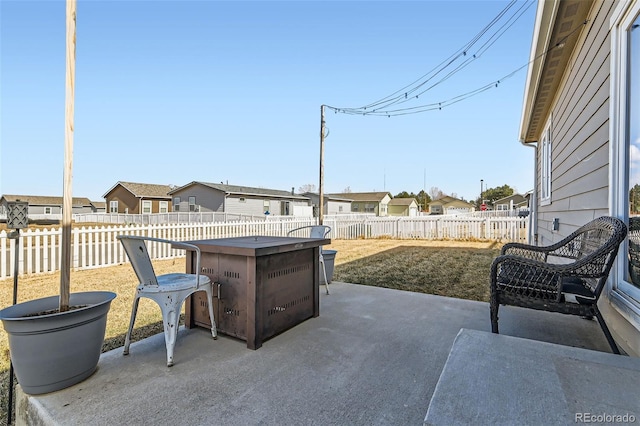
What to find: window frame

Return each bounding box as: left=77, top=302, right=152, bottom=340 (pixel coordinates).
left=540, top=124, right=552, bottom=205
left=109, top=200, right=118, bottom=213
left=159, top=201, right=168, bottom=213
left=188, top=196, right=196, bottom=212
left=610, top=0, right=640, bottom=323
left=142, top=200, right=152, bottom=214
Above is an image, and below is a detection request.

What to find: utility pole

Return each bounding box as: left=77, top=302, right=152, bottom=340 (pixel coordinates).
left=319, top=105, right=325, bottom=225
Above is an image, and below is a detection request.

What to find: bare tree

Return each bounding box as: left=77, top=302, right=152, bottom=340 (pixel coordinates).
left=298, top=183, right=316, bottom=193
left=429, top=186, right=445, bottom=200
left=342, top=186, right=352, bottom=193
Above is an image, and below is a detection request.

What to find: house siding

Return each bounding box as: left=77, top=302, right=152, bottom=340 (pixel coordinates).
left=527, top=0, right=640, bottom=356
left=224, top=196, right=268, bottom=216
left=171, top=184, right=225, bottom=212
left=535, top=0, right=615, bottom=245
left=326, top=201, right=351, bottom=215
left=105, top=186, right=140, bottom=214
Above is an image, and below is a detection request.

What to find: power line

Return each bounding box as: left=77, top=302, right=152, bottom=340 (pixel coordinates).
left=326, top=1, right=588, bottom=117
left=327, top=18, right=588, bottom=117
left=351, top=0, right=524, bottom=113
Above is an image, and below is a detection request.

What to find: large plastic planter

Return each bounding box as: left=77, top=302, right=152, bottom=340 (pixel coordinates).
left=0, top=291, right=116, bottom=395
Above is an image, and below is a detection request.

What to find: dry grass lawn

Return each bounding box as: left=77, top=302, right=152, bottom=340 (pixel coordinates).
left=0, top=238, right=503, bottom=423
left=329, top=239, right=502, bottom=301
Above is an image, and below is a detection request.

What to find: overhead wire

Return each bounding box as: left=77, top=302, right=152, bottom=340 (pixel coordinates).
left=327, top=0, right=554, bottom=117
left=351, top=0, right=522, bottom=112
left=327, top=18, right=588, bottom=117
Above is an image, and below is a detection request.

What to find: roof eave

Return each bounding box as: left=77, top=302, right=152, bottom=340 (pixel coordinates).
left=519, top=0, right=559, bottom=144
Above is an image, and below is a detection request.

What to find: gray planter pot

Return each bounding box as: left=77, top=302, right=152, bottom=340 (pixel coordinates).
left=320, top=250, right=337, bottom=284
left=0, top=291, right=117, bottom=395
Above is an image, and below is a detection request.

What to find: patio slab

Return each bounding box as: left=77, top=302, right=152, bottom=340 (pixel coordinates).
left=424, top=329, right=640, bottom=425
left=16, top=282, right=618, bottom=425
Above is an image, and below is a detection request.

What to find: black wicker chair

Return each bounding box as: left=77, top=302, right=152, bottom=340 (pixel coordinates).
left=490, top=216, right=627, bottom=354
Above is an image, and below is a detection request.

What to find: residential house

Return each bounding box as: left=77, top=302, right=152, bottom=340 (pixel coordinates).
left=90, top=201, right=106, bottom=213
left=428, top=196, right=475, bottom=215
left=103, top=182, right=173, bottom=214
left=492, top=193, right=529, bottom=211
left=388, top=197, right=419, bottom=217
left=168, top=181, right=311, bottom=216
left=327, top=192, right=391, bottom=216
left=0, top=194, right=98, bottom=216
left=519, top=0, right=639, bottom=355
left=302, top=192, right=352, bottom=216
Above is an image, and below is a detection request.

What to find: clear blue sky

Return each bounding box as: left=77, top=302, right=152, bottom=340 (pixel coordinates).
left=1, top=0, right=537, bottom=202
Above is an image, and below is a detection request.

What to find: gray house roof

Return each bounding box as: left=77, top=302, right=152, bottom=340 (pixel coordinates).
left=169, top=181, right=309, bottom=200
left=1, top=195, right=93, bottom=207
left=492, top=193, right=528, bottom=206
left=102, top=182, right=173, bottom=199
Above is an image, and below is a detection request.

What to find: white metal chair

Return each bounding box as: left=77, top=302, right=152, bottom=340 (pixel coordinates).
left=287, top=225, right=332, bottom=294
left=117, top=235, right=216, bottom=367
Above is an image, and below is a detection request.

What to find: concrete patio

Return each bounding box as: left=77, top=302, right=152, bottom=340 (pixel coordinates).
left=15, top=282, right=639, bottom=425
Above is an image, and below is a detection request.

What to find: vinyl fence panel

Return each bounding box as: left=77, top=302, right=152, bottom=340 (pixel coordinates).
left=0, top=215, right=526, bottom=279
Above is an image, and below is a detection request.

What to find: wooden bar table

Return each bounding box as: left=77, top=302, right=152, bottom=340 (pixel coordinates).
left=184, top=235, right=330, bottom=350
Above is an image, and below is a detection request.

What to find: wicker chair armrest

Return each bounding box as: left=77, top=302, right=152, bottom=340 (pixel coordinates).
left=500, top=242, right=548, bottom=261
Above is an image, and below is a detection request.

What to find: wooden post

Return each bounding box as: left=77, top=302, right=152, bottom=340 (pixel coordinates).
left=60, top=0, right=77, bottom=311
left=319, top=105, right=325, bottom=225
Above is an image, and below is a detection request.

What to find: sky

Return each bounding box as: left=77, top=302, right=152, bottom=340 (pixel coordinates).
left=0, top=0, right=538, bottom=202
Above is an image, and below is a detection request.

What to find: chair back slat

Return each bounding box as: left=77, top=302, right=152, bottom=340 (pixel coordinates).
left=310, top=226, right=331, bottom=239
left=118, top=236, right=158, bottom=286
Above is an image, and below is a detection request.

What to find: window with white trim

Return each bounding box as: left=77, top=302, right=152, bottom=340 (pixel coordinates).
left=173, top=197, right=180, bottom=212
left=142, top=200, right=152, bottom=214
left=612, top=1, right=640, bottom=304
left=540, top=125, right=552, bottom=204
left=159, top=201, right=168, bottom=213
left=625, top=9, right=640, bottom=292
left=189, top=196, right=196, bottom=212
left=109, top=200, right=118, bottom=213
left=44, top=207, right=52, bottom=215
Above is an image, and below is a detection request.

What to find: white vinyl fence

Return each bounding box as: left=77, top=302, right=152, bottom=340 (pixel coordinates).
left=0, top=215, right=527, bottom=279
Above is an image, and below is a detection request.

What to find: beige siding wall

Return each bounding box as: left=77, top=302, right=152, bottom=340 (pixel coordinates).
left=535, top=0, right=615, bottom=244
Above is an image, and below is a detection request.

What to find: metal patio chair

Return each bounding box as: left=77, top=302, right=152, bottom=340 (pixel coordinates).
left=287, top=225, right=332, bottom=294
left=117, top=235, right=217, bottom=366
left=489, top=216, right=627, bottom=354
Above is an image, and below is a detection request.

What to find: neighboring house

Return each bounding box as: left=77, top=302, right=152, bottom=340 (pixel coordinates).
left=90, top=201, right=106, bottom=213
left=519, top=0, right=639, bottom=355
left=0, top=194, right=96, bottom=216
left=388, top=197, right=419, bottom=217
left=103, top=182, right=173, bottom=214
left=428, top=196, right=475, bottom=215
left=327, top=192, right=391, bottom=216
left=168, top=181, right=311, bottom=216
left=302, top=192, right=352, bottom=216
left=492, top=193, right=528, bottom=211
